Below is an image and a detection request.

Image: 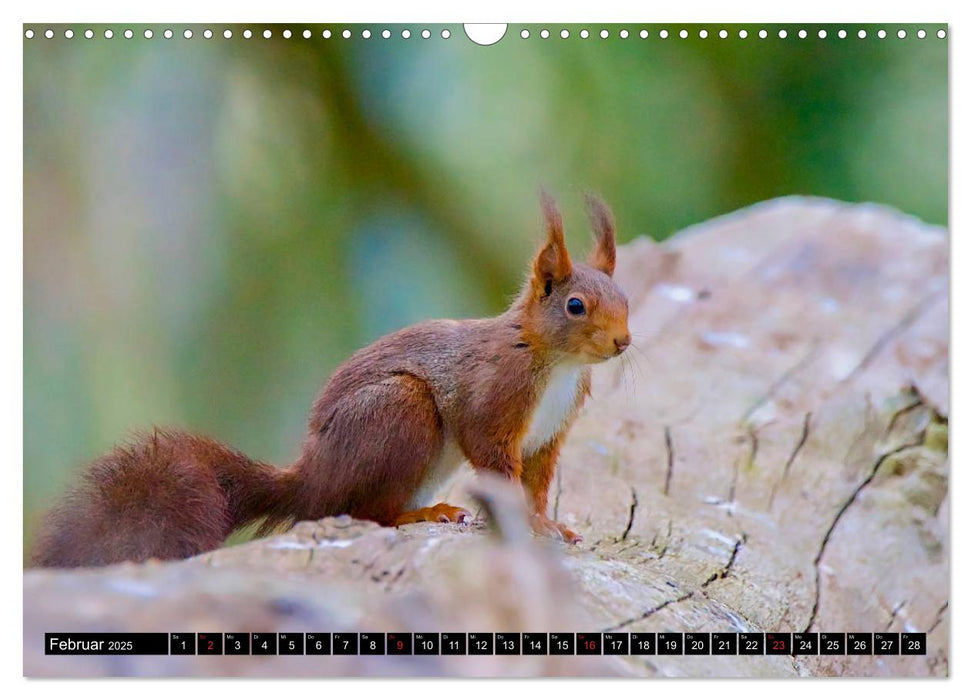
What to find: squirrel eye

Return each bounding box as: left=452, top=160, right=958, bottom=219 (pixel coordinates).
left=566, top=297, right=586, bottom=316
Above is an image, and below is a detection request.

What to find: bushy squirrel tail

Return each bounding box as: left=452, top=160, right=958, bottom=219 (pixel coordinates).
left=31, top=429, right=301, bottom=568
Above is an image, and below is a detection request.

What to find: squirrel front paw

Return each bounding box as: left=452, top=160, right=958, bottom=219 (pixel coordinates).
left=530, top=514, right=582, bottom=545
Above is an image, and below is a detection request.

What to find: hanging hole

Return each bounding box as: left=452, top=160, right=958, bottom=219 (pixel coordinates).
left=464, top=24, right=506, bottom=45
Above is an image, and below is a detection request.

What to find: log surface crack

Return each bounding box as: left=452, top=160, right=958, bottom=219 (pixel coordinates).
left=769, top=412, right=812, bottom=509
left=927, top=601, right=948, bottom=634
left=601, top=591, right=695, bottom=633
left=703, top=534, right=747, bottom=587
left=743, top=343, right=819, bottom=422
left=802, top=439, right=924, bottom=633
left=663, top=426, right=674, bottom=496
left=838, top=290, right=945, bottom=388
left=621, top=487, right=639, bottom=541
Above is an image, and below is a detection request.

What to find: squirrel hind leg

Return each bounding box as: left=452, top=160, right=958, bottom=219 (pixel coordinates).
left=312, top=374, right=445, bottom=527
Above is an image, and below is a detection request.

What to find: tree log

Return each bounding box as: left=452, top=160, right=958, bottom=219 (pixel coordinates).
left=24, top=197, right=948, bottom=677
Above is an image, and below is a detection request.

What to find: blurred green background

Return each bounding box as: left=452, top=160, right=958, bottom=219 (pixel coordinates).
left=23, top=24, right=947, bottom=552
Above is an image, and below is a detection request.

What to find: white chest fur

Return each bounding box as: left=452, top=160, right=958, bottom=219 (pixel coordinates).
left=522, top=364, right=583, bottom=455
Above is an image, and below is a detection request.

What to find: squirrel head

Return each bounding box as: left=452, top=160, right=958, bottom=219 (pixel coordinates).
left=521, top=192, right=631, bottom=364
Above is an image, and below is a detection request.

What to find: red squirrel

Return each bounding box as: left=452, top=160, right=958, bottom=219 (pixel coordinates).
left=32, top=193, right=630, bottom=568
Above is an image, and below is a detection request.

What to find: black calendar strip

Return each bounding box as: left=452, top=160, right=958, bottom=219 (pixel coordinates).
left=45, top=631, right=928, bottom=656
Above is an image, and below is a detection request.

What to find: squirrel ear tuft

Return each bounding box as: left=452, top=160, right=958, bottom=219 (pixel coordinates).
left=532, top=191, right=573, bottom=291
left=585, top=193, right=616, bottom=277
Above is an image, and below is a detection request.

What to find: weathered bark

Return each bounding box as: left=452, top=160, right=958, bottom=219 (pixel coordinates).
left=24, top=197, right=948, bottom=677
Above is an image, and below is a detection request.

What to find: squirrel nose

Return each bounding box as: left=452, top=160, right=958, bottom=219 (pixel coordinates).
left=614, top=334, right=631, bottom=354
